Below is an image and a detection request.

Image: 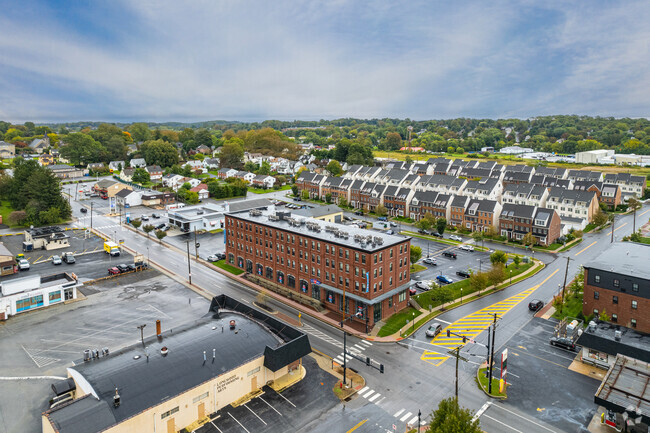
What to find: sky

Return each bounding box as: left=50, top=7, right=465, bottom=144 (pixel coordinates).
left=0, top=0, right=648, bottom=123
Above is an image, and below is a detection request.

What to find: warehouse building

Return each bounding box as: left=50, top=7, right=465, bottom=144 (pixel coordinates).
left=0, top=272, right=79, bottom=320
left=225, top=208, right=412, bottom=329
left=42, top=295, right=311, bottom=433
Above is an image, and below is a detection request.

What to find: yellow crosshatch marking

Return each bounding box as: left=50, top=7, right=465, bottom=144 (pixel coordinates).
left=421, top=269, right=559, bottom=366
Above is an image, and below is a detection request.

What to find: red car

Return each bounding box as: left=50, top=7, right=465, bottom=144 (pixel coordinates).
left=108, top=267, right=120, bottom=275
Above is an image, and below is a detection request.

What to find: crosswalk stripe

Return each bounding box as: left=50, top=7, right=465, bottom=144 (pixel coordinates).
left=394, top=409, right=405, bottom=417
left=362, top=389, right=375, bottom=398
left=359, top=386, right=369, bottom=394
left=360, top=340, right=372, bottom=346
left=409, top=416, right=419, bottom=425
left=368, top=393, right=381, bottom=402
left=400, top=412, right=412, bottom=422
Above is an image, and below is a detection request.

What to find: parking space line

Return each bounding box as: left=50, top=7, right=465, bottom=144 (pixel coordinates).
left=244, top=404, right=267, bottom=425
left=277, top=392, right=296, bottom=408
left=482, top=414, right=522, bottom=432
left=227, top=412, right=250, bottom=433
left=259, top=397, right=282, bottom=416
left=487, top=405, right=559, bottom=432
left=209, top=421, right=223, bottom=433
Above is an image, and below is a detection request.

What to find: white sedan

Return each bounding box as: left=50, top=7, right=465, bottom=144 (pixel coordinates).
left=450, top=235, right=463, bottom=242
left=459, top=244, right=474, bottom=252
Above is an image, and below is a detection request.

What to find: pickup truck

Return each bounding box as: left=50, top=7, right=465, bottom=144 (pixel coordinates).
left=62, top=252, right=76, bottom=264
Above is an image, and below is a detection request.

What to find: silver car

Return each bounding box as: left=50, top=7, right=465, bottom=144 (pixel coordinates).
left=450, top=235, right=463, bottom=242
left=52, top=255, right=62, bottom=265
left=425, top=323, right=443, bottom=338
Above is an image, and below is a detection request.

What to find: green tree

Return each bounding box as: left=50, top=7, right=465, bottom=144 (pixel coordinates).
left=131, top=219, right=142, bottom=230
left=143, top=224, right=155, bottom=237
left=385, top=132, right=402, bottom=150
left=301, top=189, right=309, bottom=200
left=140, top=139, right=179, bottom=168
left=470, top=272, right=489, bottom=294
left=490, top=250, right=507, bottom=267
left=194, top=128, right=213, bottom=149
left=513, top=255, right=521, bottom=268
left=599, top=309, right=610, bottom=322
left=325, top=193, right=332, bottom=204
left=410, top=245, right=422, bottom=265
left=128, top=123, right=151, bottom=142
left=185, top=190, right=200, bottom=204
left=291, top=185, right=299, bottom=197
left=487, top=264, right=505, bottom=286
left=155, top=230, right=167, bottom=243
left=436, top=218, right=447, bottom=236
left=220, top=139, right=245, bottom=169
left=257, top=160, right=271, bottom=175
left=426, top=398, right=481, bottom=433
left=472, top=231, right=484, bottom=248
left=447, top=146, right=455, bottom=154
left=326, top=160, right=343, bottom=176
left=593, top=208, right=608, bottom=227
left=416, top=218, right=432, bottom=232
left=132, top=168, right=150, bottom=184
left=60, top=133, right=104, bottom=165
left=431, top=286, right=454, bottom=309
left=375, top=204, right=388, bottom=216
left=179, top=128, right=195, bottom=144
left=523, top=231, right=535, bottom=247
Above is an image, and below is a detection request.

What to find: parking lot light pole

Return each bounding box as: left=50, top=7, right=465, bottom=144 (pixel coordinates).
left=186, top=241, right=192, bottom=285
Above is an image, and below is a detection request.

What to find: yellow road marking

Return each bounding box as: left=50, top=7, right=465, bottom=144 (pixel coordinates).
left=422, top=269, right=559, bottom=366
left=639, top=209, right=649, bottom=217
left=613, top=222, right=628, bottom=232
left=347, top=419, right=367, bottom=433
left=574, top=241, right=597, bottom=257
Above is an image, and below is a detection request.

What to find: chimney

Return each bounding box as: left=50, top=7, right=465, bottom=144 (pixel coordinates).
left=156, top=320, right=162, bottom=337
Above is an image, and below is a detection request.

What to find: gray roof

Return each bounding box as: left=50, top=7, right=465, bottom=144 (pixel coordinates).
left=45, top=394, right=116, bottom=433
left=451, top=195, right=469, bottom=208
left=228, top=198, right=272, bottom=213
left=466, top=199, right=498, bottom=214
left=500, top=203, right=536, bottom=219
left=114, top=189, right=133, bottom=198
left=47, top=164, right=79, bottom=171
left=293, top=204, right=342, bottom=218
left=548, top=187, right=597, bottom=204
left=228, top=208, right=408, bottom=252
left=95, top=179, right=117, bottom=188
left=576, top=320, right=650, bottom=363
left=585, top=242, right=650, bottom=281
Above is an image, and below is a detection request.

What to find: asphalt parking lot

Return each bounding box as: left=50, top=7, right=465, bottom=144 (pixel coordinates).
left=485, top=317, right=601, bottom=433
left=0, top=270, right=209, bottom=433
left=196, top=356, right=338, bottom=433
left=0, top=228, right=137, bottom=283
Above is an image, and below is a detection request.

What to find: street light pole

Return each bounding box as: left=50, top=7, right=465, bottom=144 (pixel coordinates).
left=186, top=240, right=192, bottom=285
left=488, top=313, right=497, bottom=394
left=90, top=202, right=93, bottom=230
left=560, top=256, right=571, bottom=312
left=137, top=324, right=146, bottom=347
left=611, top=214, right=615, bottom=243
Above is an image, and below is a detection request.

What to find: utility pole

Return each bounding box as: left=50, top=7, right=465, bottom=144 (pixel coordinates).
left=446, top=329, right=469, bottom=399
left=488, top=313, right=497, bottom=394
left=560, top=256, right=571, bottom=313
left=417, top=410, right=421, bottom=432
left=137, top=324, right=146, bottom=346
left=186, top=241, right=192, bottom=285
left=90, top=202, right=93, bottom=230
left=194, top=228, right=198, bottom=259
left=610, top=214, right=615, bottom=243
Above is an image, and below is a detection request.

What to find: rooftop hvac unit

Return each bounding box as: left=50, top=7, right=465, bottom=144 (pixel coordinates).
left=268, top=215, right=279, bottom=221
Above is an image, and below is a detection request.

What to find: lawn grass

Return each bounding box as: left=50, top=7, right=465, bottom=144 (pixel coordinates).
left=557, top=238, right=582, bottom=252
left=635, top=237, right=650, bottom=245
left=411, top=264, right=426, bottom=273
left=584, top=223, right=597, bottom=233
left=552, top=292, right=584, bottom=321
left=213, top=260, right=244, bottom=275
left=248, top=185, right=291, bottom=194
left=477, top=367, right=507, bottom=397
left=376, top=307, right=422, bottom=337
left=0, top=200, right=14, bottom=225
left=392, top=216, right=414, bottom=224
left=209, top=228, right=223, bottom=234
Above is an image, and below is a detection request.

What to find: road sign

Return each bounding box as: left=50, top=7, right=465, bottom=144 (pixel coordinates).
left=195, top=243, right=200, bottom=248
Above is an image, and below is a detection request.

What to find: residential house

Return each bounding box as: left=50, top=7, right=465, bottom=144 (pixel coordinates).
left=86, top=162, right=105, bottom=171
left=141, top=191, right=175, bottom=207
left=320, top=176, right=344, bottom=201
left=567, top=170, right=603, bottom=183
left=382, top=186, right=414, bottom=217
left=600, top=184, right=622, bottom=209
left=0, top=141, right=15, bottom=159
left=234, top=171, right=256, bottom=183
left=109, top=161, right=125, bottom=172
left=409, top=191, right=452, bottom=221
left=401, top=173, right=420, bottom=189
left=93, top=179, right=132, bottom=198
left=251, top=174, right=276, bottom=189
left=175, top=177, right=201, bottom=191
left=342, top=164, right=364, bottom=179
left=190, top=184, right=209, bottom=201
left=449, top=196, right=469, bottom=228
left=129, top=158, right=146, bottom=168
left=427, top=158, right=453, bottom=175
left=185, top=160, right=206, bottom=174
left=46, top=164, right=88, bottom=179
left=162, top=174, right=185, bottom=189
left=447, top=159, right=478, bottom=177
left=546, top=188, right=599, bottom=223
left=534, top=167, right=567, bottom=179
left=115, top=189, right=142, bottom=208
left=348, top=180, right=366, bottom=209
left=375, top=168, right=411, bottom=186
left=217, top=168, right=238, bottom=179
left=203, top=158, right=220, bottom=170
left=412, top=161, right=431, bottom=176
left=357, top=182, right=378, bottom=211
left=120, top=168, right=135, bottom=182
left=603, top=173, right=646, bottom=199
left=38, top=154, right=55, bottom=166
left=462, top=199, right=501, bottom=232
left=499, top=204, right=561, bottom=246
left=29, top=136, right=49, bottom=154
left=502, top=183, right=549, bottom=207
left=416, top=174, right=467, bottom=195
left=145, top=165, right=163, bottom=181
left=356, top=166, right=382, bottom=182
left=195, top=144, right=212, bottom=155
left=530, top=174, right=573, bottom=189
left=502, top=168, right=534, bottom=185
left=462, top=178, right=502, bottom=201
left=296, top=171, right=325, bottom=199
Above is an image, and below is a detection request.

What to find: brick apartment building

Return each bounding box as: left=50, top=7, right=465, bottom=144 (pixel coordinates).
left=583, top=243, right=650, bottom=333
left=225, top=209, right=413, bottom=328
left=499, top=203, right=561, bottom=246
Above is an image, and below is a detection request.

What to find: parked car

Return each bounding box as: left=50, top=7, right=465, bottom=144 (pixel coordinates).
left=140, top=215, right=150, bottom=221
left=377, top=216, right=387, bottom=221
left=459, top=244, right=474, bottom=252
left=126, top=264, right=136, bottom=272
left=80, top=207, right=87, bottom=213
left=17, top=259, right=30, bottom=270
left=436, top=275, right=453, bottom=284
left=161, top=224, right=171, bottom=231
left=51, top=255, right=62, bottom=265
left=386, top=230, right=395, bottom=235
left=207, top=254, right=219, bottom=262
left=456, top=270, right=471, bottom=278
left=152, top=213, right=160, bottom=219
left=116, top=264, right=130, bottom=273
left=156, top=223, right=166, bottom=229
left=450, top=235, right=463, bottom=242
left=528, top=299, right=544, bottom=311
left=215, top=252, right=226, bottom=260
left=415, top=281, right=430, bottom=290
left=409, top=287, right=417, bottom=296
left=430, top=231, right=443, bottom=238
left=344, top=216, right=353, bottom=221
left=355, top=210, right=364, bottom=216
left=442, top=251, right=457, bottom=259
left=389, top=222, right=397, bottom=227
left=423, top=257, right=437, bottom=266
left=418, top=229, right=427, bottom=234
left=108, top=267, right=120, bottom=275
left=425, top=322, right=443, bottom=338
left=549, top=336, right=576, bottom=351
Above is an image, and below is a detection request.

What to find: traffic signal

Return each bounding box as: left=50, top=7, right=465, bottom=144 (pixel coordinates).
left=366, top=357, right=370, bottom=366
left=447, top=329, right=451, bottom=337
left=463, top=336, right=467, bottom=343
left=379, top=364, right=384, bottom=374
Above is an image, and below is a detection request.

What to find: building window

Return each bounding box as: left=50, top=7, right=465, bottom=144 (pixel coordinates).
left=48, top=291, right=61, bottom=303
left=193, top=392, right=209, bottom=403
left=398, top=290, right=406, bottom=302
left=362, top=255, right=366, bottom=264
left=277, top=271, right=284, bottom=284
left=593, top=309, right=599, bottom=316
left=326, top=291, right=335, bottom=303
left=631, top=319, right=637, bottom=328
left=613, top=279, right=620, bottom=288
left=594, top=275, right=600, bottom=283
left=161, top=407, right=179, bottom=419
left=632, top=300, right=637, bottom=309
left=288, top=275, right=295, bottom=288
left=611, top=314, right=618, bottom=323
left=613, top=296, right=618, bottom=304
left=594, top=291, right=599, bottom=300
left=388, top=297, right=393, bottom=308
left=632, top=283, right=639, bottom=292
left=300, top=280, right=308, bottom=293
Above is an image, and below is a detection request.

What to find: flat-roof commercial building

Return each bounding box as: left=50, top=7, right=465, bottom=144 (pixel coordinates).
left=583, top=243, right=650, bottom=333
left=1, top=272, right=79, bottom=320
left=225, top=209, right=412, bottom=329
left=42, top=295, right=311, bottom=433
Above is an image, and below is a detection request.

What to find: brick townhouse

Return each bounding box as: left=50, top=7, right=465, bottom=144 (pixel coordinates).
left=224, top=209, right=413, bottom=328
left=499, top=203, right=561, bottom=246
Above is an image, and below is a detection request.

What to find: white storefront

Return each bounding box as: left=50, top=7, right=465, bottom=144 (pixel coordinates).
left=0, top=272, right=80, bottom=320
